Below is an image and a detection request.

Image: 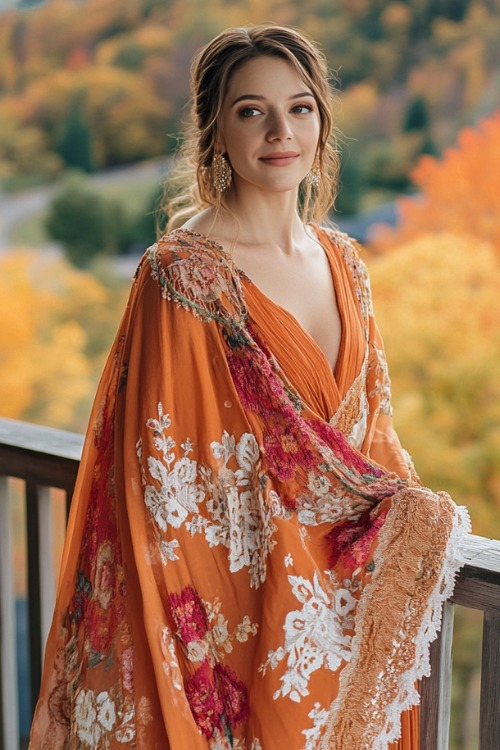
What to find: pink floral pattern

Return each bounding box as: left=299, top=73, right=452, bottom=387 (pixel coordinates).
left=169, top=586, right=209, bottom=643
left=227, top=323, right=385, bottom=492
left=185, top=663, right=225, bottom=737
left=168, top=586, right=250, bottom=740
left=326, top=507, right=389, bottom=570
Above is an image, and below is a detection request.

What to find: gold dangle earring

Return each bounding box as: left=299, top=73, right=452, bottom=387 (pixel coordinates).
left=306, top=156, right=321, bottom=188
left=212, top=153, right=232, bottom=193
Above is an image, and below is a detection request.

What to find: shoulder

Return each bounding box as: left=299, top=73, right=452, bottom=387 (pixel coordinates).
left=143, top=228, right=247, bottom=326
left=318, top=225, right=365, bottom=267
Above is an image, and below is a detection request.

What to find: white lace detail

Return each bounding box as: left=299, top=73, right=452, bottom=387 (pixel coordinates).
left=259, top=572, right=356, bottom=703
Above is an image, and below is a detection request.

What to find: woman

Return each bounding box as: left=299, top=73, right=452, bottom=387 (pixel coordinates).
left=30, top=25, right=469, bottom=750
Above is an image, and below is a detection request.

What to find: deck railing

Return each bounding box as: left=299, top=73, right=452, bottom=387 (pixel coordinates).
left=0, top=416, right=499, bottom=750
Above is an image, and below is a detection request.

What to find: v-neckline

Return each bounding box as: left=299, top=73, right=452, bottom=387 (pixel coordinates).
left=173, top=226, right=347, bottom=380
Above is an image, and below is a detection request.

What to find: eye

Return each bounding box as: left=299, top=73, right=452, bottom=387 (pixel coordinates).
left=291, top=104, right=314, bottom=114
left=237, top=106, right=262, bottom=118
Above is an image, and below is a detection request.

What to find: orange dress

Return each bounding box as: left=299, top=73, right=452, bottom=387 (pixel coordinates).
left=29, top=227, right=469, bottom=750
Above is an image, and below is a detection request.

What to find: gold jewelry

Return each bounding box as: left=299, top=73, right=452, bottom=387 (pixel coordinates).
left=212, top=153, right=232, bottom=193
left=306, top=158, right=321, bottom=188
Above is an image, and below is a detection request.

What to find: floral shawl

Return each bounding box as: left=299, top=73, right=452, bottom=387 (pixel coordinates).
left=29, top=227, right=470, bottom=750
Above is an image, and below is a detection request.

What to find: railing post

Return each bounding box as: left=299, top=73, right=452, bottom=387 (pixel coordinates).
left=479, top=611, right=500, bottom=750
left=26, top=482, right=42, bottom=716
left=37, top=487, right=56, bottom=655
left=420, top=601, right=454, bottom=750
left=26, top=483, right=56, bottom=718
left=0, top=477, right=20, bottom=750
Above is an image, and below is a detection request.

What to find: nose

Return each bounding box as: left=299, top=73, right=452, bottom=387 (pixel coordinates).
left=266, top=110, right=292, bottom=141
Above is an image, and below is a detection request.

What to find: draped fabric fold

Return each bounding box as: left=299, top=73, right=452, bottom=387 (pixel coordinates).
left=30, top=227, right=470, bottom=750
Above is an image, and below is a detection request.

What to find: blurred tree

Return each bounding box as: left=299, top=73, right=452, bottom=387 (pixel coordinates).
left=45, top=173, right=108, bottom=267
left=0, top=250, right=107, bottom=430
left=55, top=90, right=94, bottom=172
left=368, top=233, right=500, bottom=538
left=373, top=111, right=500, bottom=256
left=128, top=181, right=164, bottom=249
left=0, top=114, right=62, bottom=184
left=336, top=144, right=364, bottom=215
left=403, top=96, right=430, bottom=132
left=113, top=40, right=147, bottom=70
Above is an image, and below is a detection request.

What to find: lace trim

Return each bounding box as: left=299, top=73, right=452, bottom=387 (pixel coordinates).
left=320, top=489, right=471, bottom=750
left=147, top=230, right=248, bottom=327
left=329, top=355, right=369, bottom=449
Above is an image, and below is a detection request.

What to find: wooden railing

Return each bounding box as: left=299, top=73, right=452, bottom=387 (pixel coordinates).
left=0, top=418, right=83, bottom=750
left=0, top=416, right=499, bottom=750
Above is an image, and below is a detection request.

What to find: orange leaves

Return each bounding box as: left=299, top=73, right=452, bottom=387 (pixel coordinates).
left=373, top=111, right=500, bottom=256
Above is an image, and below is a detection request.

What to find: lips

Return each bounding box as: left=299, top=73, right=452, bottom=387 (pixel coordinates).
left=260, top=151, right=299, bottom=160
left=259, top=151, right=300, bottom=166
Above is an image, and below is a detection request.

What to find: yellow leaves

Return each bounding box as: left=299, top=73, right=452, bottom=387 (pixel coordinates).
left=0, top=249, right=122, bottom=431
left=28, top=321, right=91, bottom=428
left=367, top=232, right=500, bottom=536
left=336, top=82, right=379, bottom=137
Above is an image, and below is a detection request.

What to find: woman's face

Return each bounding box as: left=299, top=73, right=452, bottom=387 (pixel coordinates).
left=218, top=55, right=321, bottom=196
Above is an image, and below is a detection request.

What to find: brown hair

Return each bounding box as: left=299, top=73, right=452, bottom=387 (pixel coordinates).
left=161, top=24, right=339, bottom=232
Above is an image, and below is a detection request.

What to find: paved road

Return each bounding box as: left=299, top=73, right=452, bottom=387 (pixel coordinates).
left=0, top=158, right=169, bottom=252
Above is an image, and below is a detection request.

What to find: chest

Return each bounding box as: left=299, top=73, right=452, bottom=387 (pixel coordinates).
left=236, top=245, right=343, bottom=372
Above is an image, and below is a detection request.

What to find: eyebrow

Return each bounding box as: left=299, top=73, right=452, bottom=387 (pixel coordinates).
left=231, top=92, right=315, bottom=106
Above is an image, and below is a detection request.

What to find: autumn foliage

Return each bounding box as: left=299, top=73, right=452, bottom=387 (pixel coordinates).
left=372, top=111, right=500, bottom=256
left=1, top=0, right=500, bottom=194
left=0, top=250, right=127, bottom=431
left=366, top=110, right=500, bottom=538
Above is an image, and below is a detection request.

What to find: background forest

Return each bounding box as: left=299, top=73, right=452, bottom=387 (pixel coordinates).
left=1, top=1, right=500, bottom=749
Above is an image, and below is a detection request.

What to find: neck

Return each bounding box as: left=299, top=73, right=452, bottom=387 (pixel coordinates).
left=220, top=184, right=308, bottom=252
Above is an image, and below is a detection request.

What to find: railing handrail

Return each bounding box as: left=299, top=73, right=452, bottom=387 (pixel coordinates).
left=0, top=416, right=83, bottom=464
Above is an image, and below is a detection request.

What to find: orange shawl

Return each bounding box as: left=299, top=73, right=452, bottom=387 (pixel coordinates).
left=30, top=227, right=469, bottom=750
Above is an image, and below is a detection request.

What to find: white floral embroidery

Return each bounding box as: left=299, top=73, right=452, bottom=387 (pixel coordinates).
left=369, top=342, right=393, bottom=416
left=140, top=404, right=278, bottom=587
left=259, top=572, right=356, bottom=702
left=75, top=690, right=100, bottom=746
left=329, top=356, right=370, bottom=449
left=75, top=690, right=117, bottom=747
left=97, top=692, right=116, bottom=731
left=284, top=553, right=294, bottom=568
left=140, top=403, right=205, bottom=532
left=190, top=431, right=278, bottom=588
left=303, top=702, right=329, bottom=749
left=158, top=538, right=180, bottom=564
left=295, top=470, right=370, bottom=526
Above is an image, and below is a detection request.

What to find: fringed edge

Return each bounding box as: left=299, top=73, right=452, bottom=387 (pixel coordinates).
left=371, top=500, right=471, bottom=750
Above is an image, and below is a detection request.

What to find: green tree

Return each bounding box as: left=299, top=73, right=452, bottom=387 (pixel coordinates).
left=403, top=96, right=430, bottom=132
left=128, top=181, right=164, bottom=249
left=336, top=145, right=365, bottom=216
left=45, top=174, right=107, bottom=267
left=56, top=91, right=94, bottom=172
